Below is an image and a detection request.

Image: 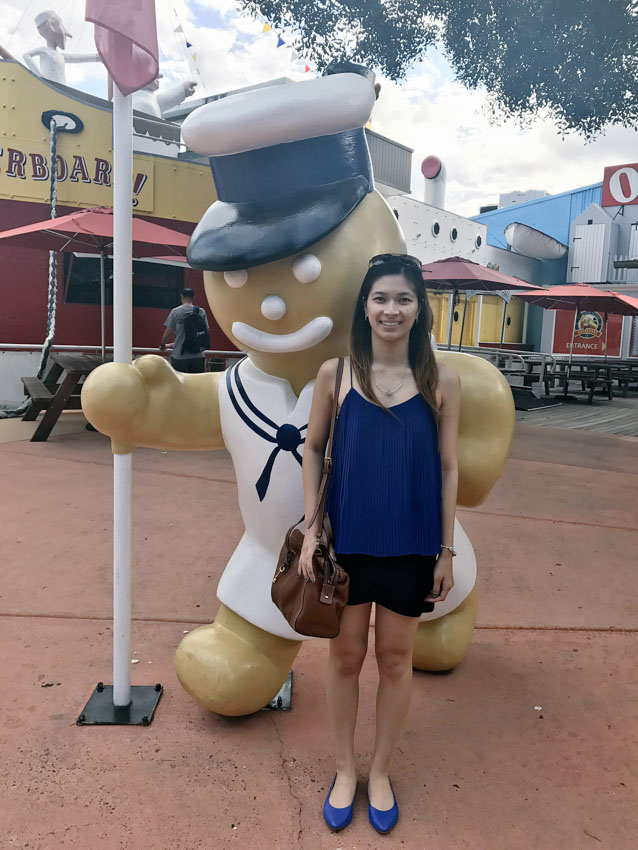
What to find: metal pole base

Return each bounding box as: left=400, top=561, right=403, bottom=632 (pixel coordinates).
left=261, top=670, right=292, bottom=711
left=77, top=683, right=163, bottom=726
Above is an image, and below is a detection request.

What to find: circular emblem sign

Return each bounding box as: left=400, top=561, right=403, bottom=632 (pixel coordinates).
left=575, top=312, right=603, bottom=340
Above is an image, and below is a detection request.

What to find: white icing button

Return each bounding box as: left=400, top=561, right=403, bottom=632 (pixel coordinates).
left=292, top=253, right=322, bottom=283
left=261, top=295, right=287, bottom=320
left=224, top=269, right=248, bottom=288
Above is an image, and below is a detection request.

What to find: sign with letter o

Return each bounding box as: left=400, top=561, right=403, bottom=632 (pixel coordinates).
left=602, top=163, right=638, bottom=207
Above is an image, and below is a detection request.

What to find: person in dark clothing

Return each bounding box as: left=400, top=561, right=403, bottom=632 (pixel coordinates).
left=301, top=255, right=461, bottom=834
left=159, top=287, right=210, bottom=373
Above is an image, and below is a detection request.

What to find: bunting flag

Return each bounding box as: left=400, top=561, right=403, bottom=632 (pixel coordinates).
left=174, top=25, right=183, bottom=33
left=186, top=41, right=193, bottom=48
left=304, top=64, right=311, bottom=73
left=276, top=35, right=285, bottom=47
left=289, top=49, right=298, bottom=62
left=262, top=23, right=272, bottom=33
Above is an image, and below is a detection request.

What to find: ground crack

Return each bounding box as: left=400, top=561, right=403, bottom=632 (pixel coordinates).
left=272, top=714, right=304, bottom=846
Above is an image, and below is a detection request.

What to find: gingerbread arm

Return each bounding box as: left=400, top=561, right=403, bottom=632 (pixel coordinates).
left=435, top=351, right=515, bottom=507
left=81, top=355, right=225, bottom=454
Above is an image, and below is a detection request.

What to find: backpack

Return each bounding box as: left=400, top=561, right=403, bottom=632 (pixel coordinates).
left=181, top=306, right=210, bottom=354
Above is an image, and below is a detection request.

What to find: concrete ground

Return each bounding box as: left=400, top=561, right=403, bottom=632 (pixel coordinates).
left=0, top=415, right=637, bottom=849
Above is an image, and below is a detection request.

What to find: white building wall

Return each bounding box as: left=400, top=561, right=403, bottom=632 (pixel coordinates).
left=387, top=194, right=540, bottom=283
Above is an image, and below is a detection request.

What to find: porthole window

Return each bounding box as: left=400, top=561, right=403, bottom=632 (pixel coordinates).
left=450, top=227, right=458, bottom=242
left=432, top=221, right=440, bottom=236
left=506, top=316, right=512, bottom=327
left=453, top=310, right=459, bottom=322
left=475, top=234, right=482, bottom=248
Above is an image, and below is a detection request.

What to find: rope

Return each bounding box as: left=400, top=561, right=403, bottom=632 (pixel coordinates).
left=36, top=118, right=59, bottom=380
left=0, top=118, right=58, bottom=419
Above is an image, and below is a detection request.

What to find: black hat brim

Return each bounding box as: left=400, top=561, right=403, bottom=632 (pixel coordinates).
left=187, top=176, right=369, bottom=271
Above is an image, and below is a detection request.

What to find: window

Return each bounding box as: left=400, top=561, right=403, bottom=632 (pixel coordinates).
left=450, top=227, right=458, bottom=242
left=475, top=234, right=482, bottom=248
left=63, top=254, right=184, bottom=309
left=432, top=221, right=440, bottom=236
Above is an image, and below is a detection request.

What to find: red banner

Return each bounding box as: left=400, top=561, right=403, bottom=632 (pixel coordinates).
left=86, top=0, right=158, bottom=96
left=553, top=309, right=622, bottom=356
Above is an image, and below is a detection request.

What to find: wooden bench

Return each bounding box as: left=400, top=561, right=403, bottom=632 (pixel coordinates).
left=21, top=376, right=53, bottom=421
left=21, top=353, right=108, bottom=441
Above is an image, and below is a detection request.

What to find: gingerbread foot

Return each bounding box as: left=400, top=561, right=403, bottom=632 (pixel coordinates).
left=175, top=604, right=302, bottom=716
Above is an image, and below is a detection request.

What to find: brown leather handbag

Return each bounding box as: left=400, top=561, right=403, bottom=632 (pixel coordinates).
left=271, top=358, right=349, bottom=638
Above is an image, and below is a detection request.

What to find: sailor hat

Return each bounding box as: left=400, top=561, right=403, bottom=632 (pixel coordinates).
left=183, top=71, right=376, bottom=271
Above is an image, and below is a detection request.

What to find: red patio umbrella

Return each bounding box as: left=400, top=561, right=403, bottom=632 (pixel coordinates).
left=0, top=207, right=190, bottom=359
left=516, top=284, right=638, bottom=364
left=421, top=256, right=543, bottom=349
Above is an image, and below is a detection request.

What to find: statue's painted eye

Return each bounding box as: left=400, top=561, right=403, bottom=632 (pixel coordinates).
left=261, top=295, right=287, bottom=320
left=292, top=254, right=321, bottom=283
left=224, top=270, right=248, bottom=288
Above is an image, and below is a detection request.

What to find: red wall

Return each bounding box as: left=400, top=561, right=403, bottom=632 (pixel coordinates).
left=0, top=200, right=235, bottom=352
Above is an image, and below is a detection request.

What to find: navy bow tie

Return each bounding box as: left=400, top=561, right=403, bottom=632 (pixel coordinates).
left=226, top=362, right=308, bottom=501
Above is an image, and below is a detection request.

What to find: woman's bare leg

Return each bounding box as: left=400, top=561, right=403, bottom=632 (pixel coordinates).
left=369, top=604, right=420, bottom=809
left=326, top=602, right=372, bottom=807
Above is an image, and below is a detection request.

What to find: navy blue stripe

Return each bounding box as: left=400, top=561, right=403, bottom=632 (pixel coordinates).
left=225, top=365, right=276, bottom=444
left=233, top=363, right=278, bottom=430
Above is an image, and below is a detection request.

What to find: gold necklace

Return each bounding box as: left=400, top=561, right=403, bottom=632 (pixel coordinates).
left=373, top=364, right=409, bottom=396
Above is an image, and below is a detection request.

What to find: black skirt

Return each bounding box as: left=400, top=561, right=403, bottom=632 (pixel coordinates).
left=336, top=552, right=438, bottom=618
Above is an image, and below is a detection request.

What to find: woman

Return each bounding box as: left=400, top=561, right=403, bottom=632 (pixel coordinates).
left=300, top=254, right=461, bottom=834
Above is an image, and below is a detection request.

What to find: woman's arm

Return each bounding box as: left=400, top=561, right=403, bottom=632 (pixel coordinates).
left=427, top=363, right=461, bottom=603
left=299, top=359, right=339, bottom=581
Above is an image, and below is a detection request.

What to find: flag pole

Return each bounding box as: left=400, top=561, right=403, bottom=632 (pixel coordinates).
left=112, top=84, right=133, bottom=708
left=78, top=0, right=162, bottom=725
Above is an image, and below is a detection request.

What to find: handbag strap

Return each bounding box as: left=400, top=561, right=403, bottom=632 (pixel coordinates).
left=306, top=357, right=344, bottom=536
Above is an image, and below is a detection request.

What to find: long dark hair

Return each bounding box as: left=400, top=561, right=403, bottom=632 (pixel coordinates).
left=350, top=258, right=439, bottom=419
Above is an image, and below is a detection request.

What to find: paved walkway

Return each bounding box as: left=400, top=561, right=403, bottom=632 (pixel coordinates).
left=0, top=418, right=636, bottom=849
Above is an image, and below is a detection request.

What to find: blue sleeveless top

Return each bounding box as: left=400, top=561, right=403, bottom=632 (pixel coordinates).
left=326, top=387, right=442, bottom=557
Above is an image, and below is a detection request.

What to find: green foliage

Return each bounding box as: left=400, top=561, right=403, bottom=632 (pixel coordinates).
left=240, top=0, right=638, bottom=137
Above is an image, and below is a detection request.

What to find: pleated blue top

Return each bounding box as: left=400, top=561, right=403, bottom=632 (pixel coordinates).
left=326, top=388, right=442, bottom=557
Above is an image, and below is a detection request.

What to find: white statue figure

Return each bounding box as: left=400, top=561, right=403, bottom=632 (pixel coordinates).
left=132, top=74, right=197, bottom=119
left=23, top=10, right=99, bottom=86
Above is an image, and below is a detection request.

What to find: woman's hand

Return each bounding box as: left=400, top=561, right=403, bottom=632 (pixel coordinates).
left=298, top=532, right=318, bottom=583
left=426, top=550, right=454, bottom=603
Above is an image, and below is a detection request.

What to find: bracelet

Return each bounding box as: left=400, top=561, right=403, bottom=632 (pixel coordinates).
left=440, top=544, right=457, bottom=556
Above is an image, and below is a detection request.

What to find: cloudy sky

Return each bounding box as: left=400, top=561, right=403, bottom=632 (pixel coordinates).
left=7, top=0, right=637, bottom=217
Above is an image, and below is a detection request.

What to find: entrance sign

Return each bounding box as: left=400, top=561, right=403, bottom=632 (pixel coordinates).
left=553, top=309, right=622, bottom=356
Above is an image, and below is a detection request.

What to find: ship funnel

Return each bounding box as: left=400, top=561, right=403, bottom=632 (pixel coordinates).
left=421, top=155, right=446, bottom=209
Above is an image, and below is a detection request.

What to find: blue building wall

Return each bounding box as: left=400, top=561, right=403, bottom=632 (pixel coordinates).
left=472, top=182, right=603, bottom=249
left=471, top=182, right=604, bottom=350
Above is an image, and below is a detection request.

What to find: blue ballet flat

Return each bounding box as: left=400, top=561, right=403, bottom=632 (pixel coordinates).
left=367, top=778, right=399, bottom=834
left=323, top=774, right=356, bottom=831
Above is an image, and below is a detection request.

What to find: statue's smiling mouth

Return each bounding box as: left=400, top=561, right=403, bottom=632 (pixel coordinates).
left=231, top=317, right=333, bottom=353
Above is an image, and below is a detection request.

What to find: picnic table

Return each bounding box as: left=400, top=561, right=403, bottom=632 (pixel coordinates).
left=552, top=359, right=614, bottom=403
left=21, top=352, right=109, bottom=441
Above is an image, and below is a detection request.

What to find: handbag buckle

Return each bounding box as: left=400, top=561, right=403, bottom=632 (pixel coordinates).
left=272, top=562, right=288, bottom=584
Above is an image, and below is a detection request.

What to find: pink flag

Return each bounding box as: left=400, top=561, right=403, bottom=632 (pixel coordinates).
left=86, top=0, right=159, bottom=96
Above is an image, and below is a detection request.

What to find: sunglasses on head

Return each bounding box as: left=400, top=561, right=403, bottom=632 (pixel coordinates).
left=369, top=253, right=422, bottom=269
